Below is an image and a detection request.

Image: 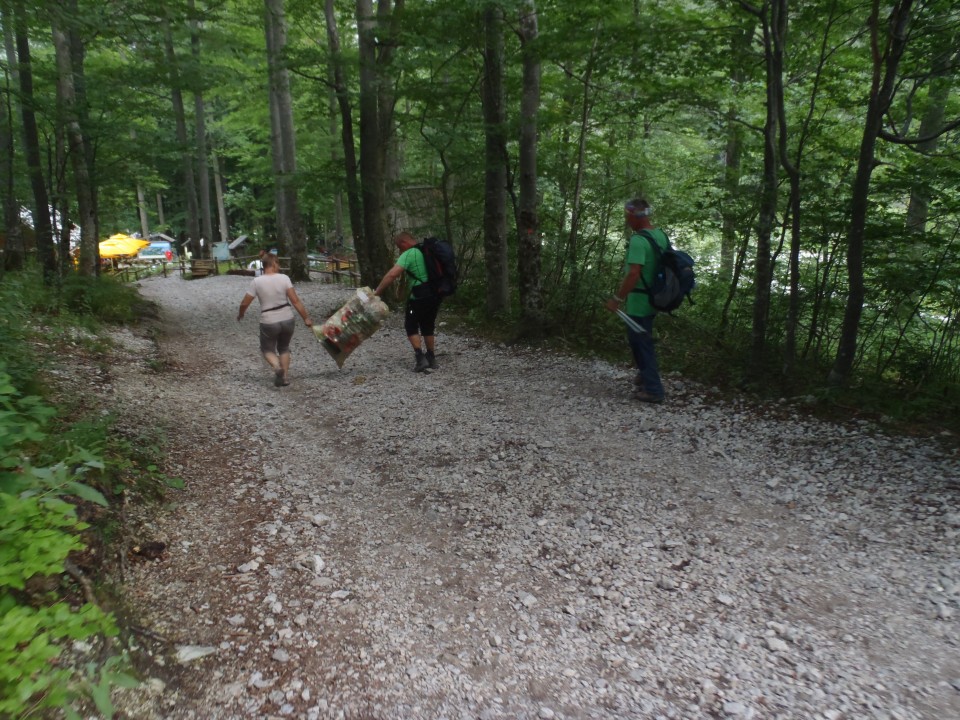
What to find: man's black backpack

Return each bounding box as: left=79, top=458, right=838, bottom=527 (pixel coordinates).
left=635, top=230, right=695, bottom=313
left=413, top=237, right=458, bottom=299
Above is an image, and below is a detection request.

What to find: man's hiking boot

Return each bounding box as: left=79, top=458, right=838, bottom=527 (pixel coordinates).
left=273, top=368, right=285, bottom=387
left=426, top=351, right=438, bottom=370
left=414, top=350, right=429, bottom=373
left=634, top=389, right=664, bottom=404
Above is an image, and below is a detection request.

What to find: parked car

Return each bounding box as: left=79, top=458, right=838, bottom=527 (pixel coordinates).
left=137, top=241, right=176, bottom=263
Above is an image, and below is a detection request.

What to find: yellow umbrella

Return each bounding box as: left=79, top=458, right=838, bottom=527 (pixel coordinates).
left=99, top=233, right=150, bottom=259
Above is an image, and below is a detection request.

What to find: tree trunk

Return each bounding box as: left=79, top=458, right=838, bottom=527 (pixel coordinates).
left=265, top=0, right=307, bottom=279
left=67, top=0, right=96, bottom=244
left=720, top=17, right=753, bottom=282
left=564, top=28, right=599, bottom=311
left=481, top=2, right=509, bottom=315
left=356, top=0, right=386, bottom=284
left=51, top=19, right=96, bottom=276
left=770, top=0, right=801, bottom=372
left=163, top=21, right=202, bottom=259
left=137, top=182, right=150, bottom=239
left=190, top=0, right=215, bottom=248
left=193, top=93, right=214, bottom=244
left=829, top=0, right=914, bottom=385
left=778, top=2, right=834, bottom=372
left=354, top=0, right=401, bottom=287
left=325, top=0, right=363, bottom=254
left=748, top=3, right=779, bottom=376
left=1, top=4, right=23, bottom=272
left=327, top=83, right=343, bottom=244
left=905, top=47, right=952, bottom=232
left=214, top=154, right=230, bottom=243
left=720, top=109, right=742, bottom=283
left=54, top=127, right=70, bottom=274
left=264, top=8, right=287, bottom=250
left=376, top=0, right=401, bottom=242
left=14, top=0, right=55, bottom=282
left=516, top=0, right=544, bottom=332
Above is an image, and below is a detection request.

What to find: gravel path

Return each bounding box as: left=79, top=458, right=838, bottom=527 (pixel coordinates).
left=106, top=272, right=959, bottom=720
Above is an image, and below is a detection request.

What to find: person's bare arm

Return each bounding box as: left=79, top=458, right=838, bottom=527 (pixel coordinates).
left=605, top=263, right=643, bottom=312
left=286, top=287, right=313, bottom=327
left=374, top=264, right=405, bottom=296
left=237, top=293, right=255, bottom=321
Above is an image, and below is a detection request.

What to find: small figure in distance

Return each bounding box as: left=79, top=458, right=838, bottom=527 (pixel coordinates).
left=237, top=253, right=313, bottom=387
left=373, top=231, right=442, bottom=373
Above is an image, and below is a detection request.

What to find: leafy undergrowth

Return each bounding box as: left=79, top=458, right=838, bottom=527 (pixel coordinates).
left=0, top=268, right=177, bottom=718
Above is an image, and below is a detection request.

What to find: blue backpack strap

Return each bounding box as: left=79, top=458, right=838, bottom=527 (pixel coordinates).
left=639, top=229, right=668, bottom=257
left=632, top=229, right=666, bottom=297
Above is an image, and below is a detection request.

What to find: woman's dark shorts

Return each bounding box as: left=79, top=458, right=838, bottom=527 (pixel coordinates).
left=405, top=296, right=441, bottom=337
left=259, top=318, right=296, bottom=354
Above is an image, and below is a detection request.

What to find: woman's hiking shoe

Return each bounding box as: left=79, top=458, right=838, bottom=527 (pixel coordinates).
left=273, top=368, right=285, bottom=387
left=634, top=389, right=664, bottom=404
left=426, top=351, right=438, bottom=370
left=414, top=351, right=429, bottom=373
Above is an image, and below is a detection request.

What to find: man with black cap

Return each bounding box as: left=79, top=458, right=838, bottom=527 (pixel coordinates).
left=605, top=198, right=670, bottom=403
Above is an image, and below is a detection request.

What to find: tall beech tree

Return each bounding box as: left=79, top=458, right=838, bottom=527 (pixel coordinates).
left=355, top=0, right=403, bottom=287
left=12, top=0, right=55, bottom=282
left=163, top=15, right=203, bottom=259
left=1, top=0, right=23, bottom=272
left=481, top=2, right=509, bottom=315
left=324, top=0, right=363, bottom=255
left=830, top=0, right=915, bottom=386
left=516, top=0, right=544, bottom=331
left=190, top=0, right=215, bottom=249
left=738, top=0, right=780, bottom=375
left=265, top=0, right=307, bottom=278
left=51, top=13, right=96, bottom=276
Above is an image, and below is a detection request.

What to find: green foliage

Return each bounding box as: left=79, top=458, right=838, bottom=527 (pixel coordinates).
left=59, top=274, right=142, bottom=326
left=0, top=494, right=86, bottom=590
left=0, top=266, right=163, bottom=716
left=0, top=597, right=117, bottom=718
left=0, top=369, right=127, bottom=718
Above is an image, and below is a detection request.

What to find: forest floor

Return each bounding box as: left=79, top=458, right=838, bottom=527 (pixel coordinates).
left=80, top=272, right=959, bottom=720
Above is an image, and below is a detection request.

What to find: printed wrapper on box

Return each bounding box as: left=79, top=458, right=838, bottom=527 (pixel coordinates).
left=313, top=287, right=390, bottom=368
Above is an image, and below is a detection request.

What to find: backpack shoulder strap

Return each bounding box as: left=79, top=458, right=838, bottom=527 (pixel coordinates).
left=637, top=228, right=669, bottom=254
left=404, top=245, right=428, bottom=285
left=635, top=229, right=667, bottom=298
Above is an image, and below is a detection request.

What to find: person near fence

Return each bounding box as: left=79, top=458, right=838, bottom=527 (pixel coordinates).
left=237, top=253, right=313, bottom=387
left=605, top=197, right=669, bottom=403
left=373, top=231, right=442, bottom=373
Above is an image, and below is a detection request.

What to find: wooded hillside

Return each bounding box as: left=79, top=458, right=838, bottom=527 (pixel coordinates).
left=1, top=0, right=958, bottom=401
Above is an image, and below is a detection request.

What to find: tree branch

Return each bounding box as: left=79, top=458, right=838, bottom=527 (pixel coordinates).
left=879, top=115, right=960, bottom=144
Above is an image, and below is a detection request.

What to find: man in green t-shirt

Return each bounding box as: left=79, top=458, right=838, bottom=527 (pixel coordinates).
left=605, top=198, right=668, bottom=403
left=374, top=232, right=442, bottom=372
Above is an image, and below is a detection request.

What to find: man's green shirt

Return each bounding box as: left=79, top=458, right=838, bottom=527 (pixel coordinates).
left=623, top=228, right=669, bottom=317
left=397, top=247, right=428, bottom=299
